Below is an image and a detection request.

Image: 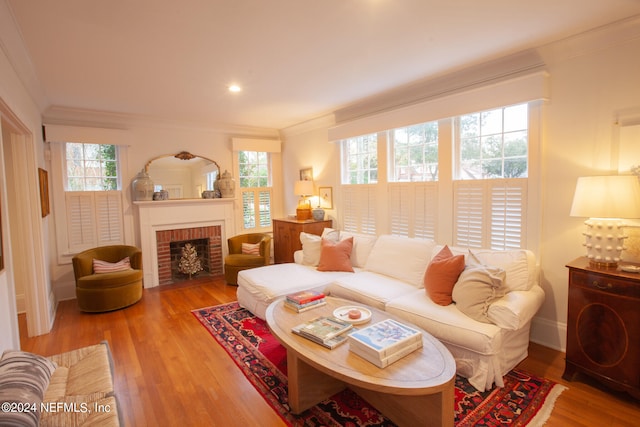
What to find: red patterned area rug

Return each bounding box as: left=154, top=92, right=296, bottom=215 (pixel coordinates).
left=192, top=302, right=566, bottom=427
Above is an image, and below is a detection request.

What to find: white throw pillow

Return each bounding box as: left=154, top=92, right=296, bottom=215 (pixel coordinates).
left=339, top=231, right=378, bottom=268
left=364, top=235, right=435, bottom=287
left=299, top=228, right=339, bottom=266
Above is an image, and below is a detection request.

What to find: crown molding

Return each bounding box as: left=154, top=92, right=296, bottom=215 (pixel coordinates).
left=279, top=114, right=336, bottom=139
left=42, top=105, right=279, bottom=137
left=334, top=49, right=546, bottom=124
left=538, top=13, right=640, bottom=64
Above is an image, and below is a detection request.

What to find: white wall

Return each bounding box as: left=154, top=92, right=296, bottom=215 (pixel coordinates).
left=280, top=116, right=340, bottom=222
left=280, top=21, right=640, bottom=352
left=0, top=11, right=51, bottom=348
left=534, top=26, right=640, bottom=349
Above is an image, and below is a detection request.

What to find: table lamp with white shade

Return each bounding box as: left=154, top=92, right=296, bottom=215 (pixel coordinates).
left=570, top=175, right=640, bottom=268
left=294, top=180, right=314, bottom=220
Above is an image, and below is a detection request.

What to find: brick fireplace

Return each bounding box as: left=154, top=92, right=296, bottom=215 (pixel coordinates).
left=156, top=226, right=222, bottom=285
left=134, top=198, right=235, bottom=288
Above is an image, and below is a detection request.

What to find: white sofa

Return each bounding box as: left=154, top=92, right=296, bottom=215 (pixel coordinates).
left=237, top=231, right=544, bottom=391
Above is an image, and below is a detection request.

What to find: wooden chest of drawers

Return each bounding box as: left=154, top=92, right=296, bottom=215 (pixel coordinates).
left=272, top=218, right=332, bottom=264
left=564, top=257, right=640, bottom=399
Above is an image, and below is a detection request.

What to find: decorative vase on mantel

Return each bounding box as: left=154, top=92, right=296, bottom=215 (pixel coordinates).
left=219, top=170, right=235, bottom=198
left=132, top=170, right=154, bottom=201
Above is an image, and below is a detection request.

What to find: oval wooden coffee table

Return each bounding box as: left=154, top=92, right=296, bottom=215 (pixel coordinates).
left=265, top=296, right=456, bottom=427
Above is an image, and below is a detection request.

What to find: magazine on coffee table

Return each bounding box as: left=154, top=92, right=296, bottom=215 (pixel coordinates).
left=292, top=316, right=353, bottom=349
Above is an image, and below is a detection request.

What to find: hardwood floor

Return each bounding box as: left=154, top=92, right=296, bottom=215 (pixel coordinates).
left=19, top=276, right=639, bottom=426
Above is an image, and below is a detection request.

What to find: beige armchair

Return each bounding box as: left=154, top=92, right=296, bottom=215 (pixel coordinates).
left=72, top=245, right=143, bottom=312
left=224, top=233, right=271, bottom=285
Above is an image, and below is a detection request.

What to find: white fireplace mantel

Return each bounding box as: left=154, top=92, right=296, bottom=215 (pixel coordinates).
left=134, top=199, right=235, bottom=287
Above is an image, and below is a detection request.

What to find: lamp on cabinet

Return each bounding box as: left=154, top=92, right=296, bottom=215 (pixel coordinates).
left=294, top=180, right=314, bottom=220
left=570, top=175, right=640, bottom=268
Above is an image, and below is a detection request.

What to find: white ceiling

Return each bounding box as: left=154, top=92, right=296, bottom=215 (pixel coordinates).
left=6, top=0, right=640, bottom=130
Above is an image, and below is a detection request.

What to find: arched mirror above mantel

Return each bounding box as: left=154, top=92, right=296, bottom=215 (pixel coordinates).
left=145, top=151, right=221, bottom=199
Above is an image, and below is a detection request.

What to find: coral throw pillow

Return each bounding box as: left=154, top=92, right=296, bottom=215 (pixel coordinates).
left=424, top=245, right=465, bottom=305
left=92, top=257, right=132, bottom=274
left=241, top=242, right=261, bottom=255
left=317, top=237, right=354, bottom=272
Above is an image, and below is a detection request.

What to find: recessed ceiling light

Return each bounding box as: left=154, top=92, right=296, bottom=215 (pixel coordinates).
left=228, top=84, right=242, bottom=93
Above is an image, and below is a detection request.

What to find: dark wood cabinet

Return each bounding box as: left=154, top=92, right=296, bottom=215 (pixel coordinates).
left=272, top=218, right=332, bottom=264
left=564, top=257, right=640, bottom=398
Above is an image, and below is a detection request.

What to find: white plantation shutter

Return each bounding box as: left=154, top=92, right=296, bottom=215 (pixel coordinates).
left=242, top=191, right=255, bottom=229
left=95, top=192, right=124, bottom=245
left=66, top=191, right=124, bottom=252
left=453, top=179, right=526, bottom=249
left=389, top=183, right=438, bottom=239
left=453, top=183, right=484, bottom=248
left=341, top=185, right=377, bottom=235
left=414, top=183, right=438, bottom=240
left=241, top=188, right=272, bottom=231
left=258, top=190, right=272, bottom=228
left=490, top=181, right=527, bottom=250
left=66, top=193, right=96, bottom=249
left=389, top=184, right=411, bottom=236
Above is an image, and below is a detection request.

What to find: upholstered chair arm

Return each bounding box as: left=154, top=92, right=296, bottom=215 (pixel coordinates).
left=124, top=248, right=143, bottom=270
left=72, top=253, right=94, bottom=281
left=227, top=236, right=246, bottom=255
left=259, top=236, right=272, bottom=265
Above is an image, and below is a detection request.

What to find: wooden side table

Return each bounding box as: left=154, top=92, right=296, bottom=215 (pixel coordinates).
left=272, top=218, right=332, bottom=263
left=564, top=257, right=640, bottom=398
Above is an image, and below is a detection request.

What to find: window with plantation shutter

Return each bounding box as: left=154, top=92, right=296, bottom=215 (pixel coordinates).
left=389, top=182, right=437, bottom=239
left=238, top=150, right=272, bottom=232
left=453, top=179, right=526, bottom=249
left=338, top=101, right=538, bottom=253
left=48, top=139, right=129, bottom=263
left=66, top=191, right=123, bottom=252
left=341, top=185, right=377, bottom=235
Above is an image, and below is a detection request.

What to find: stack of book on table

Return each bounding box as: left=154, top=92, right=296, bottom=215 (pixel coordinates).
left=284, top=290, right=326, bottom=312
left=291, top=316, right=353, bottom=349
left=348, top=318, right=423, bottom=368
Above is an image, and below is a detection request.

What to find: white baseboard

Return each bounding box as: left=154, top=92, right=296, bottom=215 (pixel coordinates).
left=530, top=316, right=566, bottom=352
left=16, top=293, right=25, bottom=314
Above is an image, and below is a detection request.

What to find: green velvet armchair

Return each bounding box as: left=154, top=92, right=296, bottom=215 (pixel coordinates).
left=72, top=245, right=143, bottom=312
left=224, top=233, right=272, bottom=285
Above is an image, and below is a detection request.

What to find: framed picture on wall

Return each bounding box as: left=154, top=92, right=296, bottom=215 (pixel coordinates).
left=300, top=167, right=313, bottom=181
left=38, top=168, right=50, bottom=218
left=319, top=186, right=333, bottom=209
